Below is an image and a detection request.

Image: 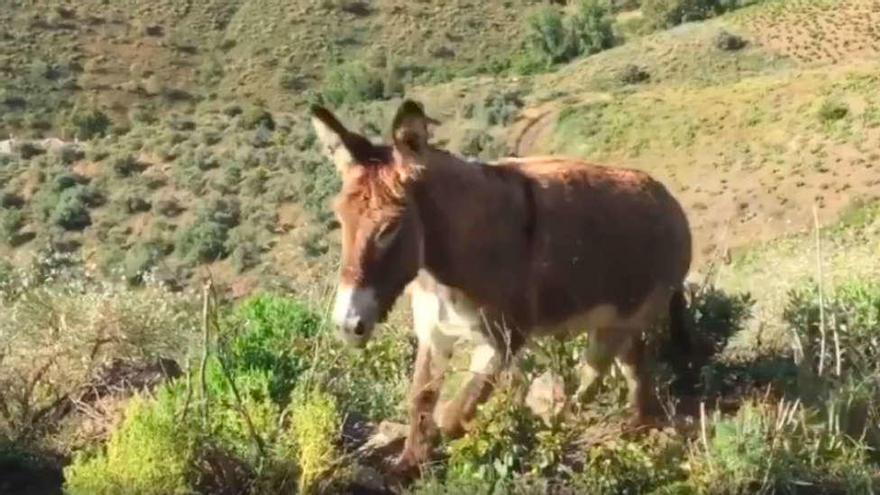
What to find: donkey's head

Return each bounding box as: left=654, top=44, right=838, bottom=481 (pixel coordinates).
left=311, top=100, right=436, bottom=347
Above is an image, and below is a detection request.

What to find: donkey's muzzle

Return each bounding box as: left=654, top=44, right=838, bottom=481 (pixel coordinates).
left=337, top=316, right=370, bottom=348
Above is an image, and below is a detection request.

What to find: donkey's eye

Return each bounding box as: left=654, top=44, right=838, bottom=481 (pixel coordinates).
left=374, top=223, right=401, bottom=249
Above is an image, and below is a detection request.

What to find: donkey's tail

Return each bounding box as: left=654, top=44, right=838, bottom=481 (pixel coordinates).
left=668, top=288, right=691, bottom=356
left=668, top=287, right=696, bottom=393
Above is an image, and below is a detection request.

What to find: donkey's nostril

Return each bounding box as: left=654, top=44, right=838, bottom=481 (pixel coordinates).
left=352, top=321, right=366, bottom=336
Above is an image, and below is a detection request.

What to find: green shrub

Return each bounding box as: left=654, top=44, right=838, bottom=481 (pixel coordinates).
left=784, top=279, right=880, bottom=377
left=123, top=241, right=165, bottom=285
left=156, top=198, right=184, bottom=217
left=200, top=196, right=240, bottom=229
left=285, top=388, right=343, bottom=494
left=52, top=173, right=80, bottom=192
left=57, top=144, right=85, bottom=164
left=569, top=0, right=616, bottom=56
left=69, top=108, right=112, bottom=140
left=321, top=61, right=385, bottom=106
left=51, top=186, right=91, bottom=230
left=715, top=29, right=747, bottom=51
left=446, top=386, right=538, bottom=491
left=642, top=0, right=755, bottom=28
left=573, top=430, right=687, bottom=494
left=224, top=294, right=322, bottom=403
left=525, top=7, right=570, bottom=66
left=688, top=400, right=875, bottom=494
left=0, top=209, right=25, bottom=246
left=223, top=104, right=243, bottom=118
left=202, top=360, right=281, bottom=463
left=110, top=153, right=143, bottom=177
left=175, top=218, right=229, bottom=264
left=239, top=106, right=275, bottom=131
left=64, top=389, right=196, bottom=495
left=482, top=91, right=525, bottom=127
left=524, top=1, right=615, bottom=67
left=231, top=240, right=262, bottom=273
left=817, top=98, right=849, bottom=123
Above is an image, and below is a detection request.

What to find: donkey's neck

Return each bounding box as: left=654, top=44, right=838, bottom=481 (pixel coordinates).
left=412, top=150, right=535, bottom=316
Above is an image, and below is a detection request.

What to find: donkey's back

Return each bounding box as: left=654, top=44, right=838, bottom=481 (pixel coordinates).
left=497, top=156, right=692, bottom=333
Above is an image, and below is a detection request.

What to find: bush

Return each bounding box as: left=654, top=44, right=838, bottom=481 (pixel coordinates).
left=619, top=64, right=651, bottom=84
left=688, top=400, right=875, bottom=494
left=285, top=388, right=343, bottom=493
left=57, top=144, right=85, bottom=164
left=156, top=198, right=184, bottom=217
left=321, top=61, right=385, bottom=106
left=0, top=269, right=197, bottom=450
left=64, top=390, right=196, bottom=495
left=110, top=153, right=143, bottom=177
left=525, top=7, right=570, bottom=66
left=715, top=30, right=747, bottom=51
left=446, top=385, right=538, bottom=491
left=817, top=98, right=849, bottom=123
left=524, top=1, right=615, bottom=67
left=239, top=106, right=275, bottom=131
left=223, top=294, right=322, bottom=403
left=51, top=186, right=91, bottom=230
left=175, top=219, right=229, bottom=264
left=123, top=241, right=165, bottom=285
left=573, top=430, right=687, bottom=494
left=0, top=209, right=25, bottom=245
left=201, top=360, right=281, bottom=464
left=70, top=108, right=112, bottom=140
left=569, top=0, right=616, bottom=56
left=785, top=279, right=880, bottom=377
left=642, top=0, right=754, bottom=28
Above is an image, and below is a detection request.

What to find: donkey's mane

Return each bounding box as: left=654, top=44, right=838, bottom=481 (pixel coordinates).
left=340, top=153, right=420, bottom=211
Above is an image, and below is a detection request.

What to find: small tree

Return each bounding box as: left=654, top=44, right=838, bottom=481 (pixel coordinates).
left=69, top=108, right=112, bottom=140
left=569, top=0, right=616, bottom=56
left=525, top=1, right=615, bottom=67
left=51, top=187, right=91, bottom=231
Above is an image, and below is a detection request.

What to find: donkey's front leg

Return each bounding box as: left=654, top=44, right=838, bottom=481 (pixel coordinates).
left=436, top=341, right=503, bottom=438
left=394, top=342, right=448, bottom=476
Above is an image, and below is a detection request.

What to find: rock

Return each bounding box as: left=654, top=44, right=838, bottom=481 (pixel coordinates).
left=525, top=371, right=567, bottom=424
left=357, top=420, right=408, bottom=460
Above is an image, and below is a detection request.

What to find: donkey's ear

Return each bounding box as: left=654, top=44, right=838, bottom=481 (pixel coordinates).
left=311, top=105, right=354, bottom=173
left=391, top=99, right=438, bottom=161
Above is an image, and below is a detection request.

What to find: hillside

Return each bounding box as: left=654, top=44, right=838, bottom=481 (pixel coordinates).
left=2, top=0, right=878, bottom=299
left=3, top=1, right=880, bottom=492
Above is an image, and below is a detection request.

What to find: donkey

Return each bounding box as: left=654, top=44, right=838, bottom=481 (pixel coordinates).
left=310, top=99, right=693, bottom=475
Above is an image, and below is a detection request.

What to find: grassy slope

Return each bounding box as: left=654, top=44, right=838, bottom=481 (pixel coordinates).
left=0, top=0, right=540, bottom=135
left=2, top=0, right=879, bottom=299
left=514, top=0, right=880, bottom=271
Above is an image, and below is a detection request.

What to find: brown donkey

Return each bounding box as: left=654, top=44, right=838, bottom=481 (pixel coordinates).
left=310, top=99, right=693, bottom=475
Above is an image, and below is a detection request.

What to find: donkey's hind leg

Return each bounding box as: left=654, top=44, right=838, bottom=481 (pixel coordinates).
left=574, top=327, right=632, bottom=405
left=615, top=334, right=663, bottom=425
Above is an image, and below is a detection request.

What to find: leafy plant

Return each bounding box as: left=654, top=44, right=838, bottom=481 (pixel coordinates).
left=64, top=389, right=196, bottom=495
left=321, top=61, right=385, bottom=106
left=51, top=186, right=91, bottom=231
left=784, top=279, right=880, bottom=377
left=286, top=388, right=343, bottom=494
left=524, top=1, right=615, bottom=67
left=223, top=294, right=322, bottom=403
left=817, top=98, right=849, bottom=123
left=69, top=108, right=112, bottom=140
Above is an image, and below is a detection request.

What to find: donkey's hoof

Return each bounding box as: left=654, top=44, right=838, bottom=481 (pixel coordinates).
left=625, top=412, right=663, bottom=434
left=388, top=449, right=426, bottom=481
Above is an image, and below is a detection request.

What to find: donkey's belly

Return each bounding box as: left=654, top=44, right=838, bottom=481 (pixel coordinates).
left=532, top=285, right=671, bottom=338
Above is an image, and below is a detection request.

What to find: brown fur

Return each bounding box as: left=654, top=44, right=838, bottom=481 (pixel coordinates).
left=311, top=100, right=693, bottom=478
